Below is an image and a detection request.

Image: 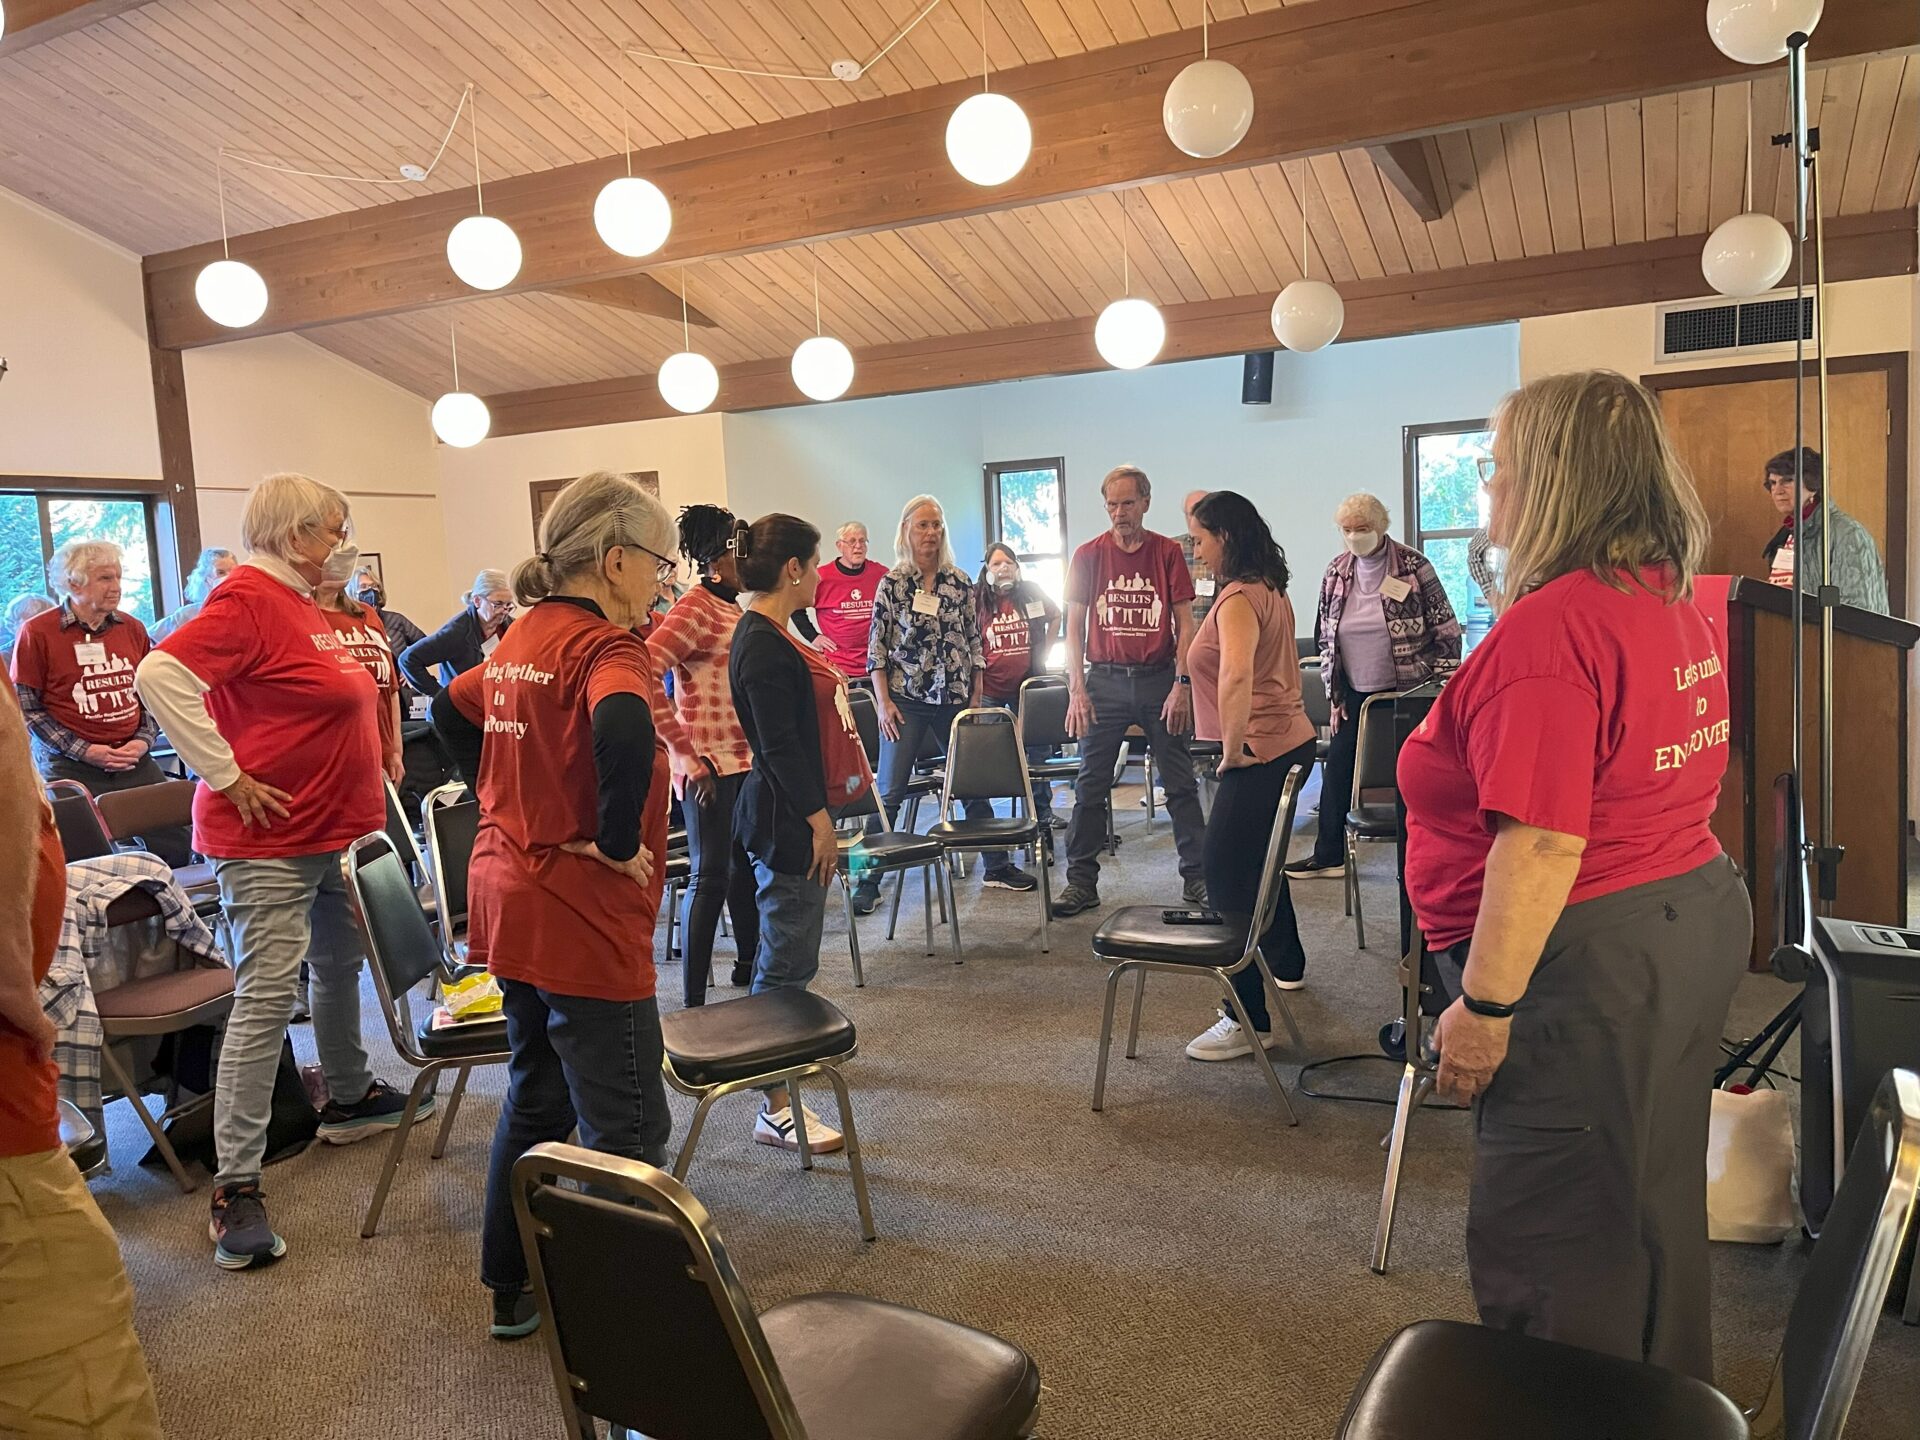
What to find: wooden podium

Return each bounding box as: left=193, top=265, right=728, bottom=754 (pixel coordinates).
left=1706, top=577, right=1920, bottom=967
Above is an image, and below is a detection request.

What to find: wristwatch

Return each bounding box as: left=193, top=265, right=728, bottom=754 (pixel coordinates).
left=1175, top=674, right=1191, bottom=686
left=1461, top=991, right=1518, bottom=1019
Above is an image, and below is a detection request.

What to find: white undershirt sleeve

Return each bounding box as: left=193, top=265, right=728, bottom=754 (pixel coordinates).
left=133, top=651, right=241, bottom=792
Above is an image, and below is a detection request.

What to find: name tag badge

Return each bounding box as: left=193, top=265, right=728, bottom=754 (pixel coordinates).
left=1025, top=600, right=1047, bottom=619
left=1196, top=578, right=1217, bottom=597
left=1380, top=576, right=1414, bottom=603
left=911, top=590, right=941, bottom=617
left=481, top=633, right=501, bottom=656
left=73, top=642, right=108, bottom=667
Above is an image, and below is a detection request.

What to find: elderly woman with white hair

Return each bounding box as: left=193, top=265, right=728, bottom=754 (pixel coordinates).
left=858, top=495, right=991, bottom=909
left=1288, top=491, right=1461, bottom=881
left=397, top=567, right=515, bottom=696
left=136, top=473, right=426, bottom=1271
left=151, top=545, right=237, bottom=641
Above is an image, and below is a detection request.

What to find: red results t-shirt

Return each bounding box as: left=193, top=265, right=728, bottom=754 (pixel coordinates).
left=0, top=798, right=66, bottom=1158
left=811, top=560, right=888, bottom=677
left=1067, top=532, right=1195, bottom=667
left=158, top=565, right=382, bottom=859
left=982, top=594, right=1039, bottom=700
left=324, top=605, right=399, bottom=759
left=9, top=607, right=151, bottom=745
left=1398, top=569, right=1731, bottom=949
left=448, top=600, right=670, bottom=1003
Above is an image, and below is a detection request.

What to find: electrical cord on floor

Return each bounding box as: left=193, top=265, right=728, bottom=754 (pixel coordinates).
left=1296, top=1054, right=1466, bottom=1110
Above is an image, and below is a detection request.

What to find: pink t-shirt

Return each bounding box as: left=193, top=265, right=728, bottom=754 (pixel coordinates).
left=811, top=560, right=888, bottom=677
left=1066, top=531, right=1195, bottom=667
left=1189, top=582, right=1317, bottom=762
left=1398, top=568, right=1729, bottom=949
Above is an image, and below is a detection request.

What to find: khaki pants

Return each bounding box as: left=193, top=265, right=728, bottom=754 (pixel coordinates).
left=0, top=1149, right=162, bottom=1439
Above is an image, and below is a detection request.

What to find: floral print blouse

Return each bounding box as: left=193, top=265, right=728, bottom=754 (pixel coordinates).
left=867, top=565, right=986, bottom=706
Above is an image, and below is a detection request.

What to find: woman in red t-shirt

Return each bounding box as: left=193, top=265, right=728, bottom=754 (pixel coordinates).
left=316, top=551, right=404, bottom=786
left=970, top=542, right=1061, bottom=852
left=429, top=470, right=676, bottom=1342
left=1398, top=371, right=1751, bottom=1381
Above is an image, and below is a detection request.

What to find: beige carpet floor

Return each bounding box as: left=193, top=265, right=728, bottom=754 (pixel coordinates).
left=85, top=776, right=1920, bottom=1438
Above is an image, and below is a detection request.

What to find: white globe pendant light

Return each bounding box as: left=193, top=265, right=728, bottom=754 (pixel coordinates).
left=432, top=391, right=491, bottom=448
left=1702, top=211, right=1793, bottom=296
left=0, top=3, right=9, bottom=41
left=792, top=335, right=855, bottom=402
left=594, top=175, right=672, bottom=258
left=1270, top=279, right=1344, bottom=352
left=1095, top=297, right=1165, bottom=370
left=195, top=258, right=269, bottom=329
left=658, top=270, right=720, bottom=413
left=447, top=214, right=522, bottom=291
left=946, top=92, right=1032, bottom=187
left=1706, top=0, right=1823, bottom=66
left=1163, top=7, right=1253, bottom=160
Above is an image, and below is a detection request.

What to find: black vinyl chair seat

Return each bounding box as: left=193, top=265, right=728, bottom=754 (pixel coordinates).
left=665, top=851, right=692, bottom=883
left=760, top=1292, right=1041, bottom=1440
left=926, top=816, right=1038, bottom=844
left=59, top=1099, right=107, bottom=1176
left=1337, top=1320, right=1748, bottom=1440
left=1090, top=905, right=1252, bottom=967
left=662, top=989, right=856, bottom=1087
left=1347, top=803, right=1398, bottom=836
left=415, top=1013, right=511, bottom=1059
left=845, top=831, right=945, bottom=867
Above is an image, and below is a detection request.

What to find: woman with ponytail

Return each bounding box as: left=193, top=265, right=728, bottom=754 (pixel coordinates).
left=646, top=505, right=760, bottom=1003
left=429, top=470, right=680, bottom=1342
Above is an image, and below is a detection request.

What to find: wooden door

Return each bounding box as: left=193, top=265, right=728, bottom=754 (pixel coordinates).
left=1647, top=355, right=1907, bottom=611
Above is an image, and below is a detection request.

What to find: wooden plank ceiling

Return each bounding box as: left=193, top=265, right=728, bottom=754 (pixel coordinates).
left=1, top=0, right=1915, bottom=400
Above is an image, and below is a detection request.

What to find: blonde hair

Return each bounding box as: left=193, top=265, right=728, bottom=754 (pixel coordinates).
left=243, top=473, right=350, bottom=561
left=1335, top=492, right=1390, bottom=532
left=48, top=540, right=123, bottom=592
left=513, top=471, right=675, bottom=605
left=1494, top=370, right=1708, bottom=608
left=892, top=494, right=957, bottom=572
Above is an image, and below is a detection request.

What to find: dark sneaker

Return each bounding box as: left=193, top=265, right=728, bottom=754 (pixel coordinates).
left=1052, top=883, right=1100, bottom=918
left=1284, top=858, right=1343, bottom=880
left=317, top=1078, right=434, bottom=1145
left=1182, top=877, right=1209, bottom=906
left=851, top=882, right=882, bottom=916
left=209, top=1182, right=287, bottom=1270
left=490, top=1287, right=542, bottom=1341
left=981, top=864, right=1038, bottom=892
left=730, top=962, right=754, bottom=987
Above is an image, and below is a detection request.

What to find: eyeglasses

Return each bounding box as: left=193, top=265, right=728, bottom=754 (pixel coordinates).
left=1761, top=475, right=1797, bottom=492
left=476, top=596, right=514, bottom=615
left=637, top=545, right=679, bottom=584
left=1475, top=456, right=1497, bottom=486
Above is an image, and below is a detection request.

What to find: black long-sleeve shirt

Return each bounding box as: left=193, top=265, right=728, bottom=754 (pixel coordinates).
left=400, top=608, right=511, bottom=696
left=729, top=611, right=828, bottom=876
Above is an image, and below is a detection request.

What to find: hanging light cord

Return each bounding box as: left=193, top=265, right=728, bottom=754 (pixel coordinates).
left=219, top=84, right=473, bottom=188
left=1121, top=191, right=1131, bottom=297
left=1744, top=82, right=1754, bottom=212
left=1201, top=0, right=1209, bottom=59
left=681, top=269, right=693, bottom=350
left=470, top=87, right=486, bottom=213
left=812, top=249, right=824, bottom=336
left=980, top=0, right=990, bottom=92
left=449, top=324, right=463, bottom=392
left=627, top=0, right=946, bottom=84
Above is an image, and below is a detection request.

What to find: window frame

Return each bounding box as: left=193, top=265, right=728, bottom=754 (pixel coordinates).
left=983, top=456, right=1069, bottom=574
left=1, top=477, right=167, bottom=624
left=1400, top=418, right=1492, bottom=552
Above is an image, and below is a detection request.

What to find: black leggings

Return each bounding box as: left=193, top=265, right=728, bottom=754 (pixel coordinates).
left=682, top=769, right=759, bottom=1006
left=1203, top=739, right=1315, bottom=1029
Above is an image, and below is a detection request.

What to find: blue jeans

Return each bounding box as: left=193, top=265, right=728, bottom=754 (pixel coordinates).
left=480, top=980, right=670, bottom=1294
left=211, top=853, right=373, bottom=1186
left=749, top=860, right=828, bottom=994
left=876, top=693, right=966, bottom=828
left=1204, top=740, right=1316, bottom=1031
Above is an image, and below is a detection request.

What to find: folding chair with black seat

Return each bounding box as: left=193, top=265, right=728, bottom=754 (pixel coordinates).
left=925, top=707, right=1052, bottom=962
left=1016, top=675, right=1078, bottom=852
left=59, top=1098, right=108, bottom=1180
left=512, top=1142, right=1039, bottom=1440
left=658, top=984, right=875, bottom=1239
left=846, top=688, right=947, bottom=958
left=893, top=723, right=949, bottom=836
left=662, top=828, right=692, bottom=959
left=1089, top=763, right=1309, bottom=1125
left=47, top=779, right=113, bottom=862
left=1299, top=660, right=1332, bottom=764
left=1343, top=691, right=1403, bottom=950
left=421, top=781, right=479, bottom=970
left=93, top=779, right=221, bottom=916
left=1338, top=1066, right=1920, bottom=1440
left=341, top=831, right=511, bottom=1239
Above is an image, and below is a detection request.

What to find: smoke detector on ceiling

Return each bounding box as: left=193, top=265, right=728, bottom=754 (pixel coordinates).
left=830, top=59, right=862, bottom=81
left=398, top=163, right=429, bottom=182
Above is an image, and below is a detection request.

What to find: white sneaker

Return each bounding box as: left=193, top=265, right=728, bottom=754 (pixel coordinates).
left=1137, top=787, right=1168, bottom=809
left=754, top=1104, right=845, bottom=1154
left=1184, top=1013, right=1276, bottom=1062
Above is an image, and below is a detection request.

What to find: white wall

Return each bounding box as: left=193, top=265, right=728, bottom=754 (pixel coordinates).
left=433, top=413, right=727, bottom=619
left=0, top=187, right=160, bottom=479
left=184, top=334, right=447, bottom=624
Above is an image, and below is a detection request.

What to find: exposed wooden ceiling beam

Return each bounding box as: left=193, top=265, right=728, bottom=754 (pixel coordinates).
left=0, top=0, right=154, bottom=56
left=143, top=0, right=1920, bottom=350
left=552, top=276, right=717, bottom=327
left=1367, top=141, right=1446, bottom=223
left=478, top=210, right=1918, bottom=438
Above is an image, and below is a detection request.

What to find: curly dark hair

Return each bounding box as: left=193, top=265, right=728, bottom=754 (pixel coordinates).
left=678, top=504, right=737, bottom=571
left=1191, top=490, right=1288, bottom=591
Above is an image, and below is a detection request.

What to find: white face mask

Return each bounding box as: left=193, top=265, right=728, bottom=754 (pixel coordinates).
left=988, top=565, right=1017, bottom=592
left=321, top=542, right=361, bottom=584
left=1343, top=530, right=1381, bottom=558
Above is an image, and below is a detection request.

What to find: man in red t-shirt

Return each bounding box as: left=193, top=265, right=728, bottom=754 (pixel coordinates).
left=0, top=690, right=162, bottom=1436
left=1054, top=465, right=1206, bottom=916
left=795, top=521, right=888, bottom=679
left=9, top=540, right=191, bottom=865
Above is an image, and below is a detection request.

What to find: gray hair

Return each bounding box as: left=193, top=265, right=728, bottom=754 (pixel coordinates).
left=47, top=540, right=123, bottom=592
left=469, top=569, right=511, bottom=602
left=4, top=593, right=54, bottom=633
left=892, top=494, right=957, bottom=573
left=836, top=521, right=868, bottom=542
left=513, top=471, right=675, bottom=606
left=242, top=472, right=351, bottom=562
left=1101, top=465, right=1151, bottom=501
left=1335, top=492, right=1391, bottom=532
left=185, top=547, right=235, bottom=603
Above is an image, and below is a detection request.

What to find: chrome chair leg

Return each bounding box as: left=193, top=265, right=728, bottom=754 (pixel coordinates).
left=360, top=1065, right=437, bottom=1238
left=1123, top=969, right=1147, bottom=1059
left=944, top=864, right=964, bottom=966
left=789, top=1073, right=812, bottom=1172
left=841, top=879, right=866, bottom=988
left=922, top=864, right=936, bottom=955
left=430, top=1064, right=470, bottom=1160
left=665, top=880, right=681, bottom=960
left=885, top=865, right=906, bottom=940
left=1218, top=976, right=1299, bottom=1126
left=1253, top=952, right=1306, bottom=1052
left=100, top=1042, right=194, bottom=1193
left=820, top=1064, right=878, bottom=1241
left=1348, top=830, right=1367, bottom=949
left=1372, top=1062, right=1431, bottom=1274
left=1092, top=964, right=1125, bottom=1112
left=671, top=1092, right=720, bottom=1182
left=1037, top=847, right=1052, bottom=953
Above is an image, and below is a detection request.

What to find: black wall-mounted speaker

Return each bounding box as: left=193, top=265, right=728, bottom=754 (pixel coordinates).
left=1242, top=352, right=1275, bottom=405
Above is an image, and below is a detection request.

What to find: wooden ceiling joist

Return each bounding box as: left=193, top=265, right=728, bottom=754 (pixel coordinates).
left=0, top=0, right=153, bottom=57
left=552, top=275, right=717, bottom=327
left=478, top=209, right=1919, bottom=438
left=1367, top=141, right=1446, bottom=224
left=141, top=0, right=1920, bottom=351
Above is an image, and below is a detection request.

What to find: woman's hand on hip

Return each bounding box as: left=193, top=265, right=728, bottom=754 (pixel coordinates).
left=1216, top=747, right=1255, bottom=778
left=684, top=761, right=717, bottom=806
left=1432, top=998, right=1511, bottom=1104
left=806, top=811, right=839, bottom=887
left=562, top=839, right=656, bottom=889
left=221, top=772, right=293, bottom=829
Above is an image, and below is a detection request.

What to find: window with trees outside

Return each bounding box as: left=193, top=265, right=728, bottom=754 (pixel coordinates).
left=985, top=458, right=1068, bottom=667
left=1402, top=421, right=1495, bottom=650
left=0, top=489, right=164, bottom=625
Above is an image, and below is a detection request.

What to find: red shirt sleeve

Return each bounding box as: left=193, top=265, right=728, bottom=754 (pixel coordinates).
left=1065, top=541, right=1096, bottom=607
left=10, top=621, right=45, bottom=689
left=1163, top=539, right=1196, bottom=607
left=159, top=583, right=264, bottom=686
left=584, top=633, right=651, bottom=713
left=447, top=663, right=486, bottom=725
left=1463, top=676, right=1600, bottom=839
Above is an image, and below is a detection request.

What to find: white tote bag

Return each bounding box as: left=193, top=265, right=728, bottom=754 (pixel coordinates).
left=1706, top=1086, right=1798, bottom=1244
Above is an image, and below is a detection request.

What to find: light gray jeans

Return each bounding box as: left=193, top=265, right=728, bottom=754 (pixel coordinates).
left=212, top=853, right=374, bottom=1186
